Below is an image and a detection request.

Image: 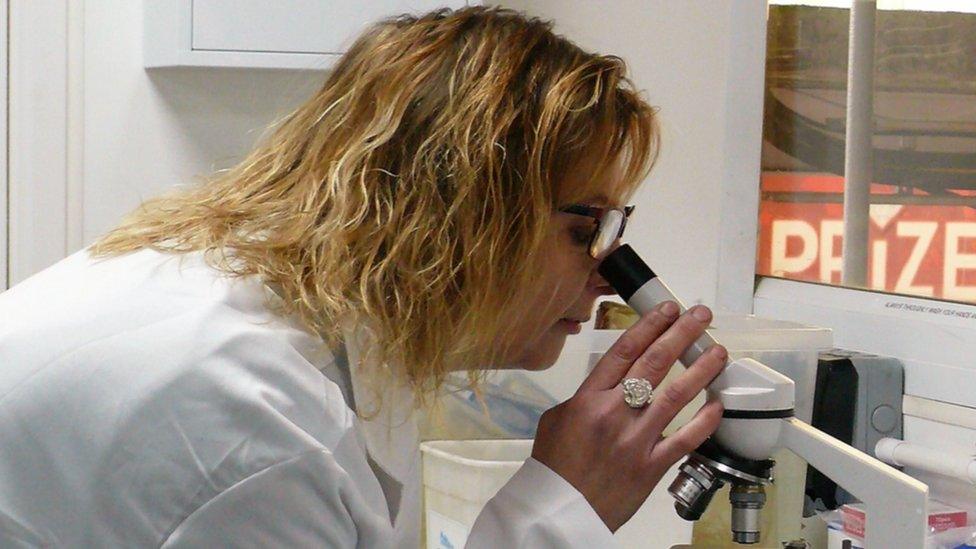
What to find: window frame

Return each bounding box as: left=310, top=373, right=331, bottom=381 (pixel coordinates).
left=753, top=276, right=976, bottom=408
left=744, top=1, right=976, bottom=414
left=0, top=0, right=7, bottom=290
left=4, top=1, right=85, bottom=289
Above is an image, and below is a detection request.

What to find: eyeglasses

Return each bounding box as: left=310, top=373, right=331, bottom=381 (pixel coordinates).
left=559, top=204, right=635, bottom=260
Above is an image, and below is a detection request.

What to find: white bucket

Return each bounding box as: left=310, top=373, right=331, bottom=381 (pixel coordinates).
left=419, top=439, right=533, bottom=549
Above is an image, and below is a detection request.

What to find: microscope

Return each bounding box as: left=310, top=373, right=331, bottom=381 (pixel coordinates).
left=599, top=245, right=929, bottom=547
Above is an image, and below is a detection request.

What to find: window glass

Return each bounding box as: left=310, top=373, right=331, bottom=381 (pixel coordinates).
left=758, top=1, right=976, bottom=304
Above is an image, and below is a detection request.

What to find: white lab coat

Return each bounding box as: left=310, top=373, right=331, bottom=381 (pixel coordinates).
left=0, top=248, right=616, bottom=547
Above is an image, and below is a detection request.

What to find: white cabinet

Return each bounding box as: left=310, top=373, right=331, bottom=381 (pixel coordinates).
left=145, top=1, right=470, bottom=70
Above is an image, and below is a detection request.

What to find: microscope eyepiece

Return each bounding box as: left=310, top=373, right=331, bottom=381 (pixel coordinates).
left=597, top=244, right=656, bottom=301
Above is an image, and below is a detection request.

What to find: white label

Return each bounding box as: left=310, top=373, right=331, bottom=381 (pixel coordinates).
left=426, top=510, right=470, bottom=549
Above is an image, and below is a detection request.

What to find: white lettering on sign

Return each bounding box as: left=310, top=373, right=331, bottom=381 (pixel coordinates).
left=944, top=222, right=976, bottom=302
left=766, top=219, right=976, bottom=301
left=894, top=222, right=936, bottom=297
left=771, top=220, right=817, bottom=276
left=820, top=220, right=844, bottom=283
left=872, top=240, right=888, bottom=289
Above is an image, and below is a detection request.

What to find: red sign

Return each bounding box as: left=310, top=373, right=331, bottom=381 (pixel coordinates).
left=757, top=173, right=976, bottom=303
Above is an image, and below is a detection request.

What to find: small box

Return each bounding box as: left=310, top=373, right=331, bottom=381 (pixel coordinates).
left=840, top=501, right=968, bottom=538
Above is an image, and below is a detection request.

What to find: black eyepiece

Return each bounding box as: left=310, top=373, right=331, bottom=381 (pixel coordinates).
left=598, top=244, right=656, bottom=301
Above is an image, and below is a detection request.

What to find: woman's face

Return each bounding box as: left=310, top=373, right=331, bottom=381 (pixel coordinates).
left=500, top=199, right=620, bottom=371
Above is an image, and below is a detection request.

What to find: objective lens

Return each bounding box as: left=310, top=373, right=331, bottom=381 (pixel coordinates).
left=730, top=483, right=766, bottom=545
left=668, top=459, right=723, bottom=521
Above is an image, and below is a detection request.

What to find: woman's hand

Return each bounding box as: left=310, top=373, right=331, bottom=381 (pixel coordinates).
left=531, top=301, right=727, bottom=532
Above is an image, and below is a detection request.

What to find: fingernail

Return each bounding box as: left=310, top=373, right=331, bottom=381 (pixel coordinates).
left=710, top=345, right=727, bottom=360
left=660, top=301, right=679, bottom=318
left=692, top=305, right=711, bottom=322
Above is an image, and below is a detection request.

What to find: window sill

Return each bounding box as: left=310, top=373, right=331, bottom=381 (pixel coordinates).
left=754, top=277, right=976, bottom=409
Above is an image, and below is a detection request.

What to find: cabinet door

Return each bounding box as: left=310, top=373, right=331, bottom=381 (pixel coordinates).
left=146, top=1, right=472, bottom=70
left=192, top=0, right=465, bottom=55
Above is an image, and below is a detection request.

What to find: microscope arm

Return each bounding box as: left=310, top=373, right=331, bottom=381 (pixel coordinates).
left=715, top=358, right=930, bottom=547
left=778, top=417, right=929, bottom=548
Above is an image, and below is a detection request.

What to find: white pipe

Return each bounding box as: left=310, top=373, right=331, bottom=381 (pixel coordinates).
left=842, top=0, right=876, bottom=287
left=875, top=438, right=976, bottom=485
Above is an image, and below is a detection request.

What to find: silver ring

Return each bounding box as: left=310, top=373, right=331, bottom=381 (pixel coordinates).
left=621, top=378, right=654, bottom=409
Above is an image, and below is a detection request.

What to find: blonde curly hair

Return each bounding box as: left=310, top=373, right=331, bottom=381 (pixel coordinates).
left=91, top=6, right=659, bottom=400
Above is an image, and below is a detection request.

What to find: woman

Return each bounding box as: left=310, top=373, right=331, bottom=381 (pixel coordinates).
left=0, top=7, right=726, bottom=547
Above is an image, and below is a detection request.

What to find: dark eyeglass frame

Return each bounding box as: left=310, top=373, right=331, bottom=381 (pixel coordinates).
left=559, top=204, right=636, bottom=257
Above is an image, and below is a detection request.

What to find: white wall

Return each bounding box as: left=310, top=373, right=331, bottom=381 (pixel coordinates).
left=0, top=0, right=7, bottom=290
left=496, top=0, right=767, bottom=313
left=81, top=2, right=324, bottom=248
left=7, top=2, right=324, bottom=287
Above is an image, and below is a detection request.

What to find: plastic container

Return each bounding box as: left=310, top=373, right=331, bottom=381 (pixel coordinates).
left=590, top=313, right=832, bottom=548
left=590, top=313, right=832, bottom=423
left=419, top=439, right=532, bottom=549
